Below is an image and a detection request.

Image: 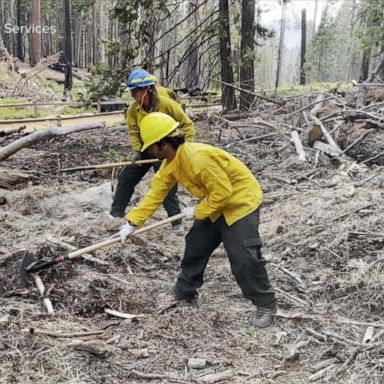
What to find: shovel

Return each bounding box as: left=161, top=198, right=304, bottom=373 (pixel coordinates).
left=60, top=159, right=160, bottom=173
left=20, top=212, right=186, bottom=285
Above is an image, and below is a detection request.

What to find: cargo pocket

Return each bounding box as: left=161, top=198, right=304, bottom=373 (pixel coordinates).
left=243, top=237, right=263, bottom=261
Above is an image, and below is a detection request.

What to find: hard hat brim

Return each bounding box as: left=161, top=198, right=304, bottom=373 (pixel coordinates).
left=141, top=122, right=180, bottom=152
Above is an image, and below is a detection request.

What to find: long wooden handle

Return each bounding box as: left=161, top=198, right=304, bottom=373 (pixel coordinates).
left=68, top=212, right=186, bottom=260
left=60, top=158, right=160, bottom=172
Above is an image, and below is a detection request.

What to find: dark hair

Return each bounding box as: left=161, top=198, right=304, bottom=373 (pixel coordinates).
left=144, top=85, right=159, bottom=112
left=158, top=135, right=185, bottom=150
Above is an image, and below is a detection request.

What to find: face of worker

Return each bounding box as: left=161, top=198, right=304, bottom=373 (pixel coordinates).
left=148, top=143, right=167, bottom=160
left=131, top=87, right=148, bottom=107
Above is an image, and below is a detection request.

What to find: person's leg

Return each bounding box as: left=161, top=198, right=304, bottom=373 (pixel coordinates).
left=220, top=208, right=276, bottom=319
left=110, top=163, right=150, bottom=217
left=174, top=219, right=221, bottom=300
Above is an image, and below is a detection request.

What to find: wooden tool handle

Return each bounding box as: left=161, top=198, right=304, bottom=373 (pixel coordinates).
left=68, top=212, right=186, bottom=260
left=61, top=159, right=160, bottom=172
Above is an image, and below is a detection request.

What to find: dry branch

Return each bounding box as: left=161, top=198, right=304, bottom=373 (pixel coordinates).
left=104, top=308, right=144, bottom=320
left=32, top=274, right=54, bottom=315
left=29, top=328, right=105, bottom=338
left=291, top=130, right=307, bottom=161
left=12, top=52, right=62, bottom=97
left=209, top=77, right=284, bottom=105
left=0, top=122, right=105, bottom=161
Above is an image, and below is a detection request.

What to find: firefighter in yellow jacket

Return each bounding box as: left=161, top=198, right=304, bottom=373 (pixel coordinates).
left=110, top=69, right=195, bottom=232
left=119, top=112, right=277, bottom=328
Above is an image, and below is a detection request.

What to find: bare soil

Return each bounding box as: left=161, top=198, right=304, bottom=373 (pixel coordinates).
left=1, top=99, right=383, bottom=384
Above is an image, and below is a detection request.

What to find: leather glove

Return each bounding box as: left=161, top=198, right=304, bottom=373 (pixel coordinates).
left=182, top=206, right=195, bottom=220
left=131, top=150, right=141, bottom=162
left=119, top=222, right=137, bottom=243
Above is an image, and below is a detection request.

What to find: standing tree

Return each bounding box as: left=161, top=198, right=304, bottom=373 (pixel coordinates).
left=63, top=0, right=73, bottom=97
left=30, top=0, right=42, bottom=66
left=16, top=0, right=24, bottom=61
left=219, top=0, right=236, bottom=111
left=300, top=9, right=306, bottom=85
left=240, top=0, right=255, bottom=109
left=184, top=0, right=200, bottom=89
left=275, top=0, right=287, bottom=96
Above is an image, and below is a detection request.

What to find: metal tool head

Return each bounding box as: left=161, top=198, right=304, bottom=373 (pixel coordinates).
left=19, top=252, right=37, bottom=287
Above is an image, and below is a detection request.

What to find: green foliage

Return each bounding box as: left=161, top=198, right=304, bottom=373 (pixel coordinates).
left=356, top=0, right=384, bottom=49
left=84, top=0, right=169, bottom=101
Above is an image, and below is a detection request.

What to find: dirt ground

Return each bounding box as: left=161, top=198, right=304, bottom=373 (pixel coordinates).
left=1, top=97, right=383, bottom=384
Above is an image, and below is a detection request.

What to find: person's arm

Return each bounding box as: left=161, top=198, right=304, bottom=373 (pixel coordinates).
left=127, top=105, right=143, bottom=151
left=126, top=167, right=177, bottom=227
left=166, top=99, right=195, bottom=142
left=193, top=157, right=233, bottom=220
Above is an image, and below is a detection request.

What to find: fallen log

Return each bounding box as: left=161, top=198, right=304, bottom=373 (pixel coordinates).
left=0, top=122, right=105, bottom=161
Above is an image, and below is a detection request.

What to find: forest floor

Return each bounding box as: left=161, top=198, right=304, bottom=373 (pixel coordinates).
left=0, top=89, right=383, bottom=384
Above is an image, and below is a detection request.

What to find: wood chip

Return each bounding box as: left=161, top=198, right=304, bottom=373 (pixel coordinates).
left=104, top=308, right=144, bottom=320
left=199, top=370, right=234, bottom=383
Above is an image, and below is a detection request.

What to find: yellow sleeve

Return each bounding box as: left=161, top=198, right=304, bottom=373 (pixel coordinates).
left=193, top=157, right=233, bottom=220
left=165, top=99, right=195, bottom=142
left=126, top=105, right=142, bottom=151
left=126, top=167, right=177, bottom=227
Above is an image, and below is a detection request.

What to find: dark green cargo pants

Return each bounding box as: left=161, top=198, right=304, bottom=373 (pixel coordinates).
left=110, top=150, right=181, bottom=222
left=174, top=208, right=276, bottom=308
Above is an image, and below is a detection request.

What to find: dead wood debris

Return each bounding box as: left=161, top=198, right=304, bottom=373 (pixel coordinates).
left=0, top=86, right=383, bottom=383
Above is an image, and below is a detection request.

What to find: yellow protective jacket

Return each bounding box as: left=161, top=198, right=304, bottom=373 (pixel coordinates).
left=127, top=142, right=263, bottom=227
left=156, top=85, right=178, bottom=101
left=127, top=95, right=194, bottom=151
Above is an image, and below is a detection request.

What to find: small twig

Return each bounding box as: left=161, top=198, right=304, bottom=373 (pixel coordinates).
left=275, top=288, right=307, bottom=306
left=329, top=203, right=376, bottom=222
left=104, top=308, right=144, bottom=320
left=360, top=152, right=384, bottom=164
left=28, top=328, right=105, bottom=338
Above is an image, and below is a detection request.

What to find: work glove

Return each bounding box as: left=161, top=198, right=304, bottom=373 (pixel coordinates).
left=119, top=222, right=137, bottom=243
left=131, top=150, right=141, bottom=162
left=182, top=206, right=195, bottom=220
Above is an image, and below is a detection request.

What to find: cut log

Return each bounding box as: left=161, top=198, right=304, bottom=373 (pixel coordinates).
left=0, top=122, right=105, bottom=161
left=291, top=130, right=307, bottom=161
left=313, top=141, right=341, bottom=157
left=309, top=115, right=342, bottom=153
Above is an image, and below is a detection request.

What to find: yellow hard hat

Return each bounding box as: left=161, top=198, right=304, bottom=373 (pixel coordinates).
left=140, top=112, right=180, bottom=152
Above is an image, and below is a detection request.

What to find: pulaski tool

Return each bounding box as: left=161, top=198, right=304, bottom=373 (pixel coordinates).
left=20, top=212, right=186, bottom=285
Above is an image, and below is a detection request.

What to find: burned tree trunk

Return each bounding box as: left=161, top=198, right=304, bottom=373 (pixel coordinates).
left=359, top=47, right=371, bottom=82
left=63, top=0, right=73, bottom=97
left=219, top=0, right=236, bottom=111
left=240, top=0, right=255, bottom=110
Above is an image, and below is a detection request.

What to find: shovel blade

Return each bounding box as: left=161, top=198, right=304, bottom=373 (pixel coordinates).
left=19, top=252, right=37, bottom=287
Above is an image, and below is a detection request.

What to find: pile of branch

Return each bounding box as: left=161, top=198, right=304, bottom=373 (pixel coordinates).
left=280, top=89, right=384, bottom=166
left=12, top=52, right=62, bottom=97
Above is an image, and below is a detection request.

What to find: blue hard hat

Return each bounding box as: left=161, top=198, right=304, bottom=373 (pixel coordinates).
left=126, top=69, right=157, bottom=91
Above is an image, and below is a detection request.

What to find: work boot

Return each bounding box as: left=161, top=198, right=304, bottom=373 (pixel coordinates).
left=110, top=209, right=124, bottom=218
left=172, top=222, right=184, bottom=235
left=250, top=304, right=277, bottom=328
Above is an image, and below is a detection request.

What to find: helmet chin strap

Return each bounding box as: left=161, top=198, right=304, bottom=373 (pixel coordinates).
left=139, top=89, right=148, bottom=108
